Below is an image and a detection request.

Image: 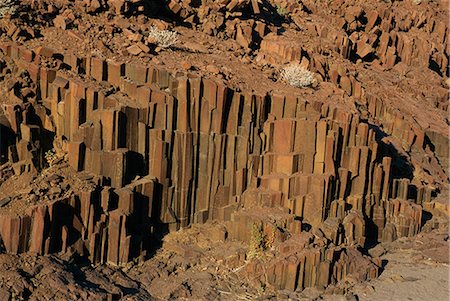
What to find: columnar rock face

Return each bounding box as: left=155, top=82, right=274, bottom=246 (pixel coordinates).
left=0, top=40, right=447, bottom=291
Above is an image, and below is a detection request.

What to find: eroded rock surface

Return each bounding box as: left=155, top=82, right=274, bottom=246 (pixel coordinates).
left=0, top=0, right=448, bottom=300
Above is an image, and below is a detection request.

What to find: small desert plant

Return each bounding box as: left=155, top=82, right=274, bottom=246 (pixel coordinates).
left=0, top=0, right=17, bottom=18
left=258, top=281, right=266, bottom=293
left=248, top=222, right=266, bottom=259
left=44, top=149, right=57, bottom=167
left=280, top=64, right=314, bottom=88
left=148, top=26, right=179, bottom=49
left=276, top=3, right=287, bottom=16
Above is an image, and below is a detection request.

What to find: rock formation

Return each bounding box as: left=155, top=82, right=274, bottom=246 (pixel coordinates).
left=0, top=0, right=447, bottom=296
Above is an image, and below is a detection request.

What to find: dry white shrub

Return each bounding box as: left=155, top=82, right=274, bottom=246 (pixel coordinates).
left=0, top=0, right=17, bottom=18
left=280, top=64, right=314, bottom=88
left=148, top=26, right=179, bottom=49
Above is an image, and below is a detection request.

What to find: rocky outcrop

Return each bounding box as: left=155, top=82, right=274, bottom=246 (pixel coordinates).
left=0, top=38, right=446, bottom=291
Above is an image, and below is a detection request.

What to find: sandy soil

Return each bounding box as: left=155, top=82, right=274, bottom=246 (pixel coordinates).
left=353, top=233, right=450, bottom=301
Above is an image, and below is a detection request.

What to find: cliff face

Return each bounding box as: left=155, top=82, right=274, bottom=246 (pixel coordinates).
left=0, top=0, right=448, bottom=295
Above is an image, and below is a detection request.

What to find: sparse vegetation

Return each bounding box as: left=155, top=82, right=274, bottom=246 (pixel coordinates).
left=280, top=64, right=315, bottom=88
left=0, top=0, right=17, bottom=18
left=247, top=222, right=280, bottom=259
left=248, top=222, right=266, bottom=259
left=44, top=149, right=57, bottom=167
left=276, top=3, right=287, bottom=16
left=148, top=26, right=179, bottom=49
left=258, top=281, right=266, bottom=293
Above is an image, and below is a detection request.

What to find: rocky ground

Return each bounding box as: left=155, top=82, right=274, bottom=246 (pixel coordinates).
left=352, top=230, right=450, bottom=301
left=0, top=227, right=448, bottom=300
left=0, top=0, right=448, bottom=300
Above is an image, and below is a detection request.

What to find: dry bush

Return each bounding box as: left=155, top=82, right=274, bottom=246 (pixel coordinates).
left=280, top=64, right=314, bottom=88
left=44, top=149, right=58, bottom=167
left=0, top=0, right=17, bottom=18
left=247, top=222, right=266, bottom=259
left=148, top=26, right=179, bottom=49
left=276, top=3, right=287, bottom=16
